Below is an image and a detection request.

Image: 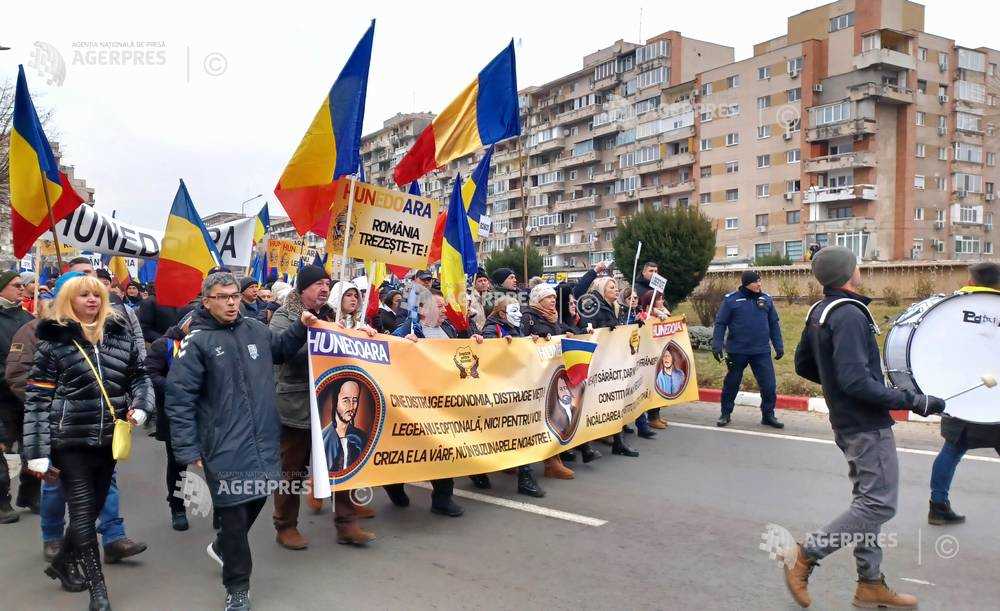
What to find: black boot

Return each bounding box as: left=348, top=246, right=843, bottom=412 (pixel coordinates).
left=579, top=443, right=602, bottom=463
left=0, top=501, right=18, bottom=524
left=716, top=414, right=731, bottom=427
left=636, top=421, right=657, bottom=439
left=761, top=413, right=785, bottom=429
left=560, top=451, right=576, bottom=462
left=383, top=484, right=410, bottom=507
left=928, top=500, right=966, bottom=525
left=469, top=475, right=491, bottom=490
left=430, top=498, right=464, bottom=517
left=171, top=509, right=189, bottom=531
left=44, top=541, right=87, bottom=592
left=622, top=425, right=635, bottom=435
left=611, top=434, right=639, bottom=457
left=78, top=543, right=111, bottom=611
left=517, top=467, right=545, bottom=498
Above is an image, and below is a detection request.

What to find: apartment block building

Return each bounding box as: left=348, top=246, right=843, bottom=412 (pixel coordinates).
left=355, top=0, right=998, bottom=277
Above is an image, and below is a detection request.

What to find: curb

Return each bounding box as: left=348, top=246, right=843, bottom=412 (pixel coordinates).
left=697, top=389, right=939, bottom=423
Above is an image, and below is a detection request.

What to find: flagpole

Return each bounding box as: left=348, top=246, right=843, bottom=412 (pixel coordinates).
left=627, top=240, right=642, bottom=324
left=518, top=130, right=528, bottom=286
left=38, top=174, right=64, bottom=270
left=339, top=176, right=358, bottom=284
left=33, top=247, right=41, bottom=313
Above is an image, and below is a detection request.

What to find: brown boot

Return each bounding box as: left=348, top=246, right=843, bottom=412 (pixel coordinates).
left=852, top=575, right=918, bottom=609
left=648, top=416, right=668, bottom=429
left=352, top=503, right=376, bottom=519
left=306, top=495, right=323, bottom=514
left=336, top=523, right=376, bottom=546
left=543, top=456, right=575, bottom=479
left=276, top=527, right=308, bottom=550
left=783, top=543, right=817, bottom=608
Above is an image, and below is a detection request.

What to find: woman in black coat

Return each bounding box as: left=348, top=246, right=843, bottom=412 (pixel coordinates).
left=23, top=274, right=152, bottom=609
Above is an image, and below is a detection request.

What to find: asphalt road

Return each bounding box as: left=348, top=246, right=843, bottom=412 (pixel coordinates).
left=3, top=403, right=998, bottom=610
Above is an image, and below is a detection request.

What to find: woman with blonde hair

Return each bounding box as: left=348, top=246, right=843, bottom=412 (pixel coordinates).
left=23, top=272, right=153, bottom=610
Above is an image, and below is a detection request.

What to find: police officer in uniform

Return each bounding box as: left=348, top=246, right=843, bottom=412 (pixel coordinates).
left=712, top=270, right=784, bottom=428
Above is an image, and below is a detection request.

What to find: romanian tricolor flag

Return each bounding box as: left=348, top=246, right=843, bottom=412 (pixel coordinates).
left=253, top=204, right=270, bottom=243
left=155, top=180, right=221, bottom=307
left=274, top=21, right=374, bottom=236
left=561, top=338, right=598, bottom=387
left=428, top=146, right=494, bottom=264
left=364, top=260, right=388, bottom=323
left=393, top=42, right=519, bottom=186
left=440, top=173, right=478, bottom=331
left=9, top=65, right=85, bottom=258
left=107, top=256, right=131, bottom=291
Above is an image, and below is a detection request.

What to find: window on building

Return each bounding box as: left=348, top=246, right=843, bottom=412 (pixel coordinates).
left=757, top=95, right=772, bottom=109
left=914, top=175, right=925, bottom=189
left=990, top=63, right=999, bottom=77
left=917, top=80, right=927, bottom=94
left=916, top=143, right=926, bottom=157
left=785, top=240, right=804, bottom=261
left=787, top=87, right=801, bottom=102
left=786, top=179, right=801, bottom=193
left=786, top=149, right=801, bottom=163
left=939, top=147, right=948, bottom=161
left=700, top=165, right=712, bottom=178
left=755, top=243, right=773, bottom=259
left=757, top=66, right=771, bottom=80
left=636, top=67, right=668, bottom=89
left=701, top=82, right=713, bottom=96
left=956, top=81, right=986, bottom=103
left=829, top=12, right=854, bottom=32
left=831, top=206, right=854, bottom=219
left=757, top=125, right=771, bottom=139
left=988, top=152, right=997, bottom=166
left=954, top=142, right=983, bottom=163
left=953, top=172, right=983, bottom=192
left=725, top=132, right=740, bottom=146
left=786, top=210, right=800, bottom=224
left=700, top=138, right=712, bottom=151
left=725, top=245, right=739, bottom=258
left=836, top=231, right=868, bottom=259
left=635, top=39, right=669, bottom=64
left=986, top=242, right=995, bottom=255
left=915, top=111, right=925, bottom=126
left=756, top=184, right=770, bottom=198
left=956, top=112, right=982, bottom=132
left=725, top=160, right=739, bottom=173
left=918, top=47, right=928, bottom=61
left=787, top=57, right=803, bottom=74
left=955, top=235, right=981, bottom=254
left=726, top=188, right=739, bottom=202
left=936, top=176, right=947, bottom=190
left=568, top=170, right=577, bottom=180
left=727, top=75, right=740, bottom=88
left=757, top=154, right=771, bottom=168
left=809, top=101, right=852, bottom=126
left=915, top=207, right=924, bottom=221
left=755, top=213, right=769, bottom=227
left=699, top=192, right=711, bottom=204
left=958, top=49, right=986, bottom=72
left=939, top=52, right=949, bottom=71
left=724, top=217, right=739, bottom=230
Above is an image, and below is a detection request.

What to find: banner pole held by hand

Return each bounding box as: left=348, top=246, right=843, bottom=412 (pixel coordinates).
left=627, top=241, right=642, bottom=324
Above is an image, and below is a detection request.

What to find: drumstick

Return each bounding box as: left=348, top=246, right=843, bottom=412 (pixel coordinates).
left=944, top=374, right=998, bottom=401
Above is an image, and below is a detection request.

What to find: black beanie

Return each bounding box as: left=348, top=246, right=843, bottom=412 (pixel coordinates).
left=475, top=266, right=489, bottom=280
left=296, top=265, right=329, bottom=294
left=741, top=270, right=761, bottom=287
left=95, top=268, right=113, bottom=282
left=491, top=267, right=516, bottom=287
left=239, top=277, right=259, bottom=293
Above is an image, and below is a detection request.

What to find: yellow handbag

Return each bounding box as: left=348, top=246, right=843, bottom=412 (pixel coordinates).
left=73, top=341, right=132, bottom=460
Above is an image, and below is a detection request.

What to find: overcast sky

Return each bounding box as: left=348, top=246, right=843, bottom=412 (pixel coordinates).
left=2, top=0, right=997, bottom=229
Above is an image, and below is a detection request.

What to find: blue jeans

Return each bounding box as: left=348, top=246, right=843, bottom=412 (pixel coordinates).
left=720, top=352, right=777, bottom=417
left=41, top=471, right=125, bottom=545
left=930, top=440, right=967, bottom=503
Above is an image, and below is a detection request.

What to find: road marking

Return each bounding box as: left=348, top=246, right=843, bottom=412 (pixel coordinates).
left=899, top=577, right=935, bottom=586
left=668, top=422, right=1000, bottom=464
left=409, top=481, right=608, bottom=527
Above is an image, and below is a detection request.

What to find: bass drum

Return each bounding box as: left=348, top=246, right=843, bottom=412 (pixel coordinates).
left=884, top=291, right=1000, bottom=423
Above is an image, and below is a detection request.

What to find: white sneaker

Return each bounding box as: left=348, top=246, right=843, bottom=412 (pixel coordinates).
left=206, top=540, right=223, bottom=568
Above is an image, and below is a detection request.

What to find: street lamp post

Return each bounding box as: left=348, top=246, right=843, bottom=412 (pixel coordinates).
left=240, top=193, right=264, bottom=216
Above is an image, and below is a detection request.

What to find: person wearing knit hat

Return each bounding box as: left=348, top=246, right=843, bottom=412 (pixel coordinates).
left=295, top=265, right=329, bottom=295
left=238, top=276, right=266, bottom=322
left=711, top=269, right=784, bottom=429
left=783, top=247, right=945, bottom=609
left=490, top=267, right=518, bottom=291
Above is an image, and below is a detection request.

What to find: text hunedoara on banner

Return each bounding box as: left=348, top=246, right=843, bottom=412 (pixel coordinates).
left=54, top=204, right=257, bottom=267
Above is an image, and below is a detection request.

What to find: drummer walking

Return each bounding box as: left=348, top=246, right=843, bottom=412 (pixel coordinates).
left=928, top=261, right=1000, bottom=525
left=784, top=246, right=946, bottom=609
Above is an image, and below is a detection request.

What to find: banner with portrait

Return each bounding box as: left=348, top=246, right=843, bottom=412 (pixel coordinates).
left=265, top=238, right=302, bottom=278
left=306, top=316, right=698, bottom=495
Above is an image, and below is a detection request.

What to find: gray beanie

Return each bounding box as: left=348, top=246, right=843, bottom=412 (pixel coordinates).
left=811, top=246, right=857, bottom=288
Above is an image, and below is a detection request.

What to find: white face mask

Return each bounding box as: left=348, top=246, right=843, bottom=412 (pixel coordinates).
left=505, top=303, right=522, bottom=327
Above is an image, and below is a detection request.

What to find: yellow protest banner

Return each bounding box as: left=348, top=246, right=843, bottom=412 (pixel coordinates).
left=37, top=240, right=79, bottom=257
left=306, top=316, right=698, bottom=492
left=325, top=180, right=440, bottom=270
left=266, top=239, right=301, bottom=277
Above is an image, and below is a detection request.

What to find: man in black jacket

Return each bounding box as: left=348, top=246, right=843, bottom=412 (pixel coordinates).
left=166, top=272, right=315, bottom=611
left=632, top=261, right=658, bottom=301
left=785, top=246, right=945, bottom=609
left=0, top=271, right=35, bottom=523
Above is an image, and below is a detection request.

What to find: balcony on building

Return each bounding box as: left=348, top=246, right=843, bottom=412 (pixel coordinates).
left=554, top=241, right=590, bottom=254
left=614, top=190, right=638, bottom=205
left=853, top=29, right=915, bottom=71
left=804, top=151, right=877, bottom=173
left=558, top=150, right=599, bottom=169
left=593, top=215, right=618, bottom=229
left=529, top=135, right=564, bottom=155
left=591, top=168, right=620, bottom=183
left=590, top=119, right=621, bottom=139
left=803, top=183, right=877, bottom=204
left=538, top=181, right=564, bottom=194
left=555, top=104, right=600, bottom=126
left=556, top=194, right=601, bottom=212
left=806, top=118, right=877, bottom=142
left=806, top=210, right=879, bottom=234
left=848, top=81, right=914, bottom=105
